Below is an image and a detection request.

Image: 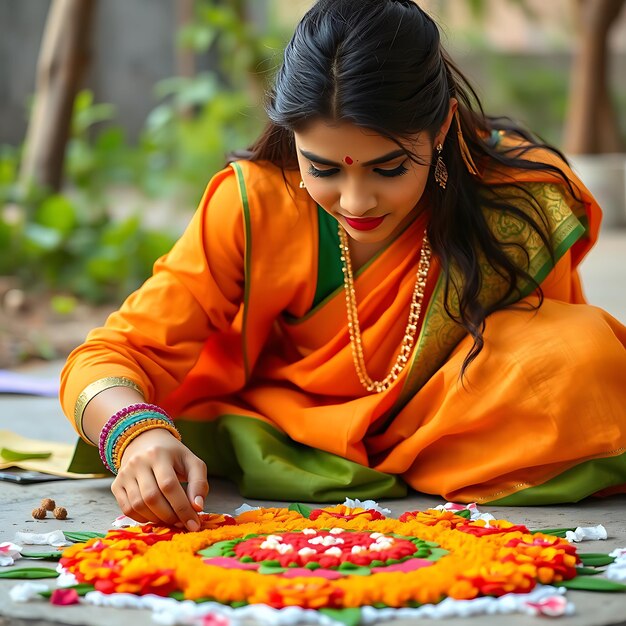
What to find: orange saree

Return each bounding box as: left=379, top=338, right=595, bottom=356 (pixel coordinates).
left=61, top=151, right=626, bottom=504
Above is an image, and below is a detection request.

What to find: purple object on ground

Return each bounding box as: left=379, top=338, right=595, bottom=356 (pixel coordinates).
left=0, top=370, right=59, bottom=397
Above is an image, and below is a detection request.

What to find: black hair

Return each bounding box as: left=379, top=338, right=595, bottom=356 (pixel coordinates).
left=237, top=0, right=579, bottom=376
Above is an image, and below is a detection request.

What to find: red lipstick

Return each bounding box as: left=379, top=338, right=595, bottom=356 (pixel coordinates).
left=344, top=216, right=386, bottom=231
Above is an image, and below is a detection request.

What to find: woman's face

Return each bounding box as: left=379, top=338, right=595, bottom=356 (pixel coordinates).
left=294, top=120, right=435, bottom=245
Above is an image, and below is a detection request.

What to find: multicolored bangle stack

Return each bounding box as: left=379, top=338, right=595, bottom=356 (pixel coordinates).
left=98, top=403, right=181, bottom=474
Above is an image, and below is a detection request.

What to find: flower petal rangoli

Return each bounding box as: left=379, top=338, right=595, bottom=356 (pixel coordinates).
left=54, top=502, right=620, bottom=620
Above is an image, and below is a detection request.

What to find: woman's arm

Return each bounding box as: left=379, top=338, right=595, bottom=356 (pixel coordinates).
left=84, top=386, right=207, bottom=531
left=61, top=168, right=244, bottom=527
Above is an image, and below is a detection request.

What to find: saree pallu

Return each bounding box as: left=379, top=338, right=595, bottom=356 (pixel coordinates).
left=63, top=155, right=626, bottom=504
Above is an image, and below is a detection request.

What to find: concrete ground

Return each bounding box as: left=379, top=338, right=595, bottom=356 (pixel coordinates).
left=0, top=227, right=625, bottom=626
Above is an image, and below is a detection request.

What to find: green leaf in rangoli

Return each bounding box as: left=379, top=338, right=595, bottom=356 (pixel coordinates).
left=560, top=576, right=626, bottom=592
left=574, top=566, right=603, bottom=576
left=578, top=553, right=616, bottom=567
left=257, top=563, right=286, bottom=575
left=319, top=608, right=362, bottom=626
left=530, top=527, right=576, bottom=538
left=20, top=551, right=63, bottom=561
left=288, top=503, right=313, bottom=518
left=63, top=531, right=106, bottom=543
left=39, top=583, right=95, bottom=598
left=0, top=567, right=59, bottom=579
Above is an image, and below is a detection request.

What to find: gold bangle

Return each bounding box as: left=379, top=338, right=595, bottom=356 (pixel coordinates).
left=114, top=422, right=182, bottom=473
left=74, top=377, right=144, bottom=444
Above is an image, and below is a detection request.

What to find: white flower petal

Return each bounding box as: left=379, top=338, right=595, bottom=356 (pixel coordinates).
left=0, top=542, right=23, bottom=566
left=606, top=547, right=626, bottom=581
left=13, top=530, right=71, bottom=547
left=9, top=582, right=49, bottom=602
left=342, top=498, right=391, bottom=515
left=435, top=502, right=484, bottom=520
left=297, top=547, right=316, bottom=556
left=234, top=504, right=261, bottom=515
left=565, top=525, right=608, bottom=542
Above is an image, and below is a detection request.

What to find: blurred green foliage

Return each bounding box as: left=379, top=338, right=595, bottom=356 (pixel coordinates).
left=0, top=1, right=285, bottom=304
left=0, top=92, right=178, bottom=304
left=3, top=0, right=621, bottom=310
left=136, top=1, right=283, bottom=198
left=480, top=54, right=571, bottom=146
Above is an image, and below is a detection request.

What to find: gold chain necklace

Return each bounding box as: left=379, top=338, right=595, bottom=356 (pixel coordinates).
left=338, top=225, right=432, bottom=393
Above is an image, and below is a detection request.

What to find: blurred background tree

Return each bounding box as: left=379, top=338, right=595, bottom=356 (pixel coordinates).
left=564, top=0, right=625, bottom=154
left=420, top=0, right=625, bottom=152
left=19, top=0, right=96, bottom=194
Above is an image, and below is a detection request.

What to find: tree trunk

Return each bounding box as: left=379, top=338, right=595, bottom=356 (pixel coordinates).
left=19, top=0, right=96, bottom=193
left=564, top=0, right=625, bottom=154
left=176, top=0, right=196, bottom=79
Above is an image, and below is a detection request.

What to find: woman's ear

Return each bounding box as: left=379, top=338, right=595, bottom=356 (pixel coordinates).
left=435, top=98, right=458, bottom=145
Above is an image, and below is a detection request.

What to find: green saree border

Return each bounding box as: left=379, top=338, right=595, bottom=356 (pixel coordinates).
left=488, top=449, right=626, bottom=505
left=284, top=207, right=423, bottom=325
left=391, top=181, right=588, bottom=416
left=395, top=272, right=458, bottom=410
left=231, top=162, right=252, bottom=381
left=312, top=205, right=343, bottom=308
left=516, top=212, right=586, bottom=299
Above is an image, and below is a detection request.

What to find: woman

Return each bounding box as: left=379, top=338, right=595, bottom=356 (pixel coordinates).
left=61, top=0, right=626, bottom=531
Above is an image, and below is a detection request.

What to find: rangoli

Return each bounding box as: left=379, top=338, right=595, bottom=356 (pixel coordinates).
left=5, top=501, right=626, bottom=625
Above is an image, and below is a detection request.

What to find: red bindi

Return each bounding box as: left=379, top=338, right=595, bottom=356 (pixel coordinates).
left=344, top=156, right=354, bottom=165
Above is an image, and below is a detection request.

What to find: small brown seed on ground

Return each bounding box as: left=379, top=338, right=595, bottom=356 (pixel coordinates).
left=53, top=506, right=68, bottom=520
left=41, top=498, right=56, bottom=511
left=32, top=507, right=47, bottom=520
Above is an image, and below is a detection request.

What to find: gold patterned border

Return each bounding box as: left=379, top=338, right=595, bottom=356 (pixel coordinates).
left=74, top=377, right=144, bottom=444
left=395, top=181, right=587, bottom=411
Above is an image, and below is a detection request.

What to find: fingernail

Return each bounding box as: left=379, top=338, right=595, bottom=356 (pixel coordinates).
left=194, top=496, right=204, bottom=509
left=186, top=519, right=200, bottom=532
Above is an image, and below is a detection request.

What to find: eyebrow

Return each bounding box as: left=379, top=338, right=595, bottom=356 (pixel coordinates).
left=299, top=148, right=407, bottom=167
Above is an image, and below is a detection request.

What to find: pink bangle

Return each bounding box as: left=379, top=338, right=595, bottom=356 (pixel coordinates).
left=98, top=403, right=169, bottom=452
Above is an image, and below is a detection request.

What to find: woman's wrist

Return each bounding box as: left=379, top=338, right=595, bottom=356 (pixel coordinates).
left=96, top=402, right=180, bottom=474
left=75, top=378, right=144, bottom=443
left=116, top=424, right=182, bottom=470
left=82, top=386, right=147, bottom=445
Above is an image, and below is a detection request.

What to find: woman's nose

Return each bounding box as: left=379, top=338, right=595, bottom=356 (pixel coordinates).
left=339, top=180, right=376, bottom=216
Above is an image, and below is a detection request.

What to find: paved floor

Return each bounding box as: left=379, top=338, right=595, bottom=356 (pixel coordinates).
left=0, top=227, right=625, bottom=625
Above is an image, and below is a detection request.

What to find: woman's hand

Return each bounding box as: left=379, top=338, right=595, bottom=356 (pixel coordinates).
left=111, top=428, right=209, bottom=531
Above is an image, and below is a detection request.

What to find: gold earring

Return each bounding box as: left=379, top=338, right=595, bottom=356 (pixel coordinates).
left=299, top=180, right=306, bottom=189
left=434, top=143, right=448, bottom=189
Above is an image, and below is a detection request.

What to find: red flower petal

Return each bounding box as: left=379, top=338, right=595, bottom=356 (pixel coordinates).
left=50, top=588, right=80, bottom=606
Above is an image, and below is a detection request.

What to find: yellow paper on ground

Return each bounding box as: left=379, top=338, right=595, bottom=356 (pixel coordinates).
left=0, top=430, right=105, bottom=478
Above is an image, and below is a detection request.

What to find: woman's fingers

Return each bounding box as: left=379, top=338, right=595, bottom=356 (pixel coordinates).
left=135, top=467, right=180, bottom=525
left=111, top=478, right=151, bottom=523
left=182, top=452, right=209, bottom=513
left=153, top=462, right=202, bottom=530
left=109, top=428, right=209, bottom=530
left=114, top=465, right=196, bottom=528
